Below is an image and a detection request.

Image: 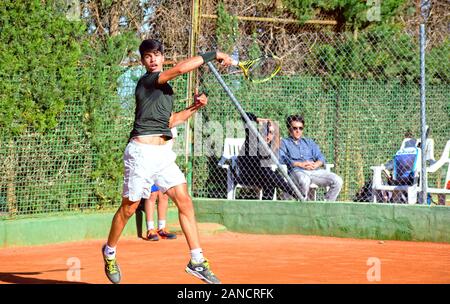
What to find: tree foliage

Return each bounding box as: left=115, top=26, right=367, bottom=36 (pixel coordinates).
left=0, top=0, right=140, bottom=207
left=282, top=0, right=407, bottom=31
left=216, top=1, right=239, bottom=53
left=0, top=0, right=85, bottom=135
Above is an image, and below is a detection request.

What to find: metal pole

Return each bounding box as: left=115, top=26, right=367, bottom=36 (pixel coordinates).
left=419, top=23, right=427, bottom=205
left=185, top=0, right=201, bottom=194
left=206, top=62, right=305, bottom=201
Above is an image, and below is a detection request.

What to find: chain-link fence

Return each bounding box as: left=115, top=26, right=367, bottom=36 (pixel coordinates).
left=0, top=73, right=189, bottom=217
left=0, top=102, right=93, bottom=216
left=1, top=0, right=449, bottom=218
left=191, top=2, right=449, bottom=204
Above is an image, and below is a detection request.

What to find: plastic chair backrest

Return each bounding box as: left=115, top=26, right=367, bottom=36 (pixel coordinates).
left=222, top=138, right=245, bottom=160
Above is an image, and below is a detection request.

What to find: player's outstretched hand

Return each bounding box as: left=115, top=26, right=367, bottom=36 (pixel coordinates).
left=216, top=51, right=233, bottom=67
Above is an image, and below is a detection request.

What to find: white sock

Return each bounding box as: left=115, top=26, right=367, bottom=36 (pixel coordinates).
left=158, top=220, right=166, bottom=230
left=190, top=248, right=205, bottom=264
left=146, top=221, right=155, bottom=231
left=104, top=244, right=116, bottom=259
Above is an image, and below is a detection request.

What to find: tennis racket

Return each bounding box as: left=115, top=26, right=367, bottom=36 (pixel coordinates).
left=231, top=55, right=282, bottom=83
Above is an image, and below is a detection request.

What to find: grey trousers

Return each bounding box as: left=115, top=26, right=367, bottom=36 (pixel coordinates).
left=291, top=169, right=343, bottom=201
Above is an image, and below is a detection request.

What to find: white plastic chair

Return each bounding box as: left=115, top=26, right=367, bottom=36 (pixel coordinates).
left=426, top=140, right=450, bottom=199
left=217, top=138, right=249, bottom=200
left=371, top=137, right=450, bottom=204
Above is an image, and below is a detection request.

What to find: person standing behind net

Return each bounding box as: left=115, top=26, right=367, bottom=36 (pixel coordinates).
left=142, top=184, right=177, bottom=240
left=101, top=39, right=232, bottom=284
left=143, top=127, right=178, bottom=241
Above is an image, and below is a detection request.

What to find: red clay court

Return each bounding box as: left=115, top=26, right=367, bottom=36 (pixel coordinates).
left=0, top=229, right=449, bottom=284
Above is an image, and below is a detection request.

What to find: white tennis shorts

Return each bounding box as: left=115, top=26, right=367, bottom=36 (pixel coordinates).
left=122, top=140, right=186, bottom=202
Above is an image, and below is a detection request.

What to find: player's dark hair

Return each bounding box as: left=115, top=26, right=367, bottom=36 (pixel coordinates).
left=286, top=115, right=304, bottom=129
left=139, top=39, right=164, bottom=57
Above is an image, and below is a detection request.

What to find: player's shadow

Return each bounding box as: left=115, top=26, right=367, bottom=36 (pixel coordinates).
left=0, top=269, right=88, bottom=284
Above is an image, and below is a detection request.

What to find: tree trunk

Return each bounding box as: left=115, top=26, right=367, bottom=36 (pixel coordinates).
left=110, top=0, right=131, bottom=37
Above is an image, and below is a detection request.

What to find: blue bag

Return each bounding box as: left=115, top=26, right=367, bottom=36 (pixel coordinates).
left=393, top=146, right=419, bottom=185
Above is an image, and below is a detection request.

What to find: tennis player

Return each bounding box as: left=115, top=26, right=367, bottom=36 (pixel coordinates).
left=102, top=39, right=232, bottom=284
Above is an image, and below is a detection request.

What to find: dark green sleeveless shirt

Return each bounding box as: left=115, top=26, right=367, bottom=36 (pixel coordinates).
left=129, top=72, right=174, bottom=139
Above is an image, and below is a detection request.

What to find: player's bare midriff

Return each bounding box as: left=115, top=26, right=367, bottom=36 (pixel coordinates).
left=132, top=135, right=171, bottom=145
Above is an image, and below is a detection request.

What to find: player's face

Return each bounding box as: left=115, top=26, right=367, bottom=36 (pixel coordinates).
left=141, top=50, right=164, bottom=72
left=289, top=121, right=304, bottom=140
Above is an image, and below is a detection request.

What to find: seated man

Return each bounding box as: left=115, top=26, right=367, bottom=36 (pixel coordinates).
left=280, top=114, right=343, bottom=201
left=235, top=112, right=300, bottom=200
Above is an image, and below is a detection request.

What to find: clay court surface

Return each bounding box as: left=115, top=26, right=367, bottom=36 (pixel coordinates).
left=0, top=230, right=449, bottom=284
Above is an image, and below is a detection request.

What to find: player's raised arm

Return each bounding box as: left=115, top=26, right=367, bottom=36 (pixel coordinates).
left=158, top=51, right=233, bottom=84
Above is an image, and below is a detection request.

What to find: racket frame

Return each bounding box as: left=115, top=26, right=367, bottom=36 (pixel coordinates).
left=232, top=55, right=282, bottom=83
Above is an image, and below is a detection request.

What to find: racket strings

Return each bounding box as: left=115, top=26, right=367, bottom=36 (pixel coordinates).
left=248, top=58, right=281, bottom=81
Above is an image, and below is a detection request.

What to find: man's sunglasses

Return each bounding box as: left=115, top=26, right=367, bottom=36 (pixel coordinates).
left=290, top=126, right=304, bottom=131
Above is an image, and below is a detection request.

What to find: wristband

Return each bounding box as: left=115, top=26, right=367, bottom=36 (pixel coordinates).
left=200, top=51, right=217, bottom=64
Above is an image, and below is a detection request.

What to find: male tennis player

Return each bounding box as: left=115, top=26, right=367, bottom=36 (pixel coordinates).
left=102, top=39, right=232, bottom=284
